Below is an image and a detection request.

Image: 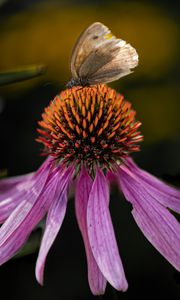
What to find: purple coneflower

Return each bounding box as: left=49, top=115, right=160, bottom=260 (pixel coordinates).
left=0, top=84, right=179, bottom=295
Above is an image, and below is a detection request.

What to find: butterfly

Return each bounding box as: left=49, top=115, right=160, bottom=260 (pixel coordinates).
left=66, top=22, right=138, bottom=88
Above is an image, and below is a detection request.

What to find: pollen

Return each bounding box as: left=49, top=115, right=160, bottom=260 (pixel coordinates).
left=37, top=84, right=143, bottom=171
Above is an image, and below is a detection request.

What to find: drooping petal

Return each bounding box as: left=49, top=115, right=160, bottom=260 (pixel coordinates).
left=0, top=164, right=73, bottom=266
left=118, top=165, right=180, bottom=271
left=0, top=158, right=52, bottom=223
left=0, top=174, right=34, bottom=223
left=125, top=158, right=180, bottom=213
left=87, top=168, right=128, bottom=291
left=75, top=168, right=107, bottom=295
left=0, top=172, right=34, bottom=192
left=35, top=167, right=73, bottom=285
left=106, top=170, right=117, bottom=185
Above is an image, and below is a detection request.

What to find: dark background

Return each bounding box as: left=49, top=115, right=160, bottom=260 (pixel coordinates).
left=0, top=0, right=180, bottom=299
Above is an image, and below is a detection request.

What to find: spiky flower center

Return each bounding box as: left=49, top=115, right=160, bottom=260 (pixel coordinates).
left=37, top=84, right=143, bottom=172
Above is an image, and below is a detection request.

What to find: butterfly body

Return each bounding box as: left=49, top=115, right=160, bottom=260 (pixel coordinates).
left=66, top=77, right=89, bottom=89
left=68, top=22, right=138, bottom=87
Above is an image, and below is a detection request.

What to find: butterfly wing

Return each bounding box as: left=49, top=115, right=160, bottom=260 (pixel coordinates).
left=70, top=22, right=138, bottom=84
left=84, top=41, right=138, bottom=84
left=70, top=22, right=114, bottom=79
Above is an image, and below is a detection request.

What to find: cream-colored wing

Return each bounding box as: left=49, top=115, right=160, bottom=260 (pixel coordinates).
left=84, top=41, right=138, bottom=84
left=70, top=22, right=115, bottom=79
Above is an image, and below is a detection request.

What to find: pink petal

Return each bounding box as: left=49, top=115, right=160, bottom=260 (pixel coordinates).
left=0, top=158, right=52, bottom=223
left=75, top=168, right=107, bottom=295
left=0, top=172, right=34, bottom=192
left=0, top=174, right=34, bottom=223
left=125, top=158, right=180, bottom=213
left=118, top=165, right=180, bottom=271
left=0, top=164, right=73, bottom=266
left=106, top=170, right=117, bottom=185
left=87, top=168, right=128, bottom=291
left=35, top=167, right=73, bottom=285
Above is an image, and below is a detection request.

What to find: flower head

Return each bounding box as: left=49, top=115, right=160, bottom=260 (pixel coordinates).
left=37, top=85, right=142, bottom=173
left=0, top=85, right=179, bottom=295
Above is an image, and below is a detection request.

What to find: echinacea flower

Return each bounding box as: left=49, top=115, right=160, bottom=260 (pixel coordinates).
left=0, top=84, right=179, bottom=295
